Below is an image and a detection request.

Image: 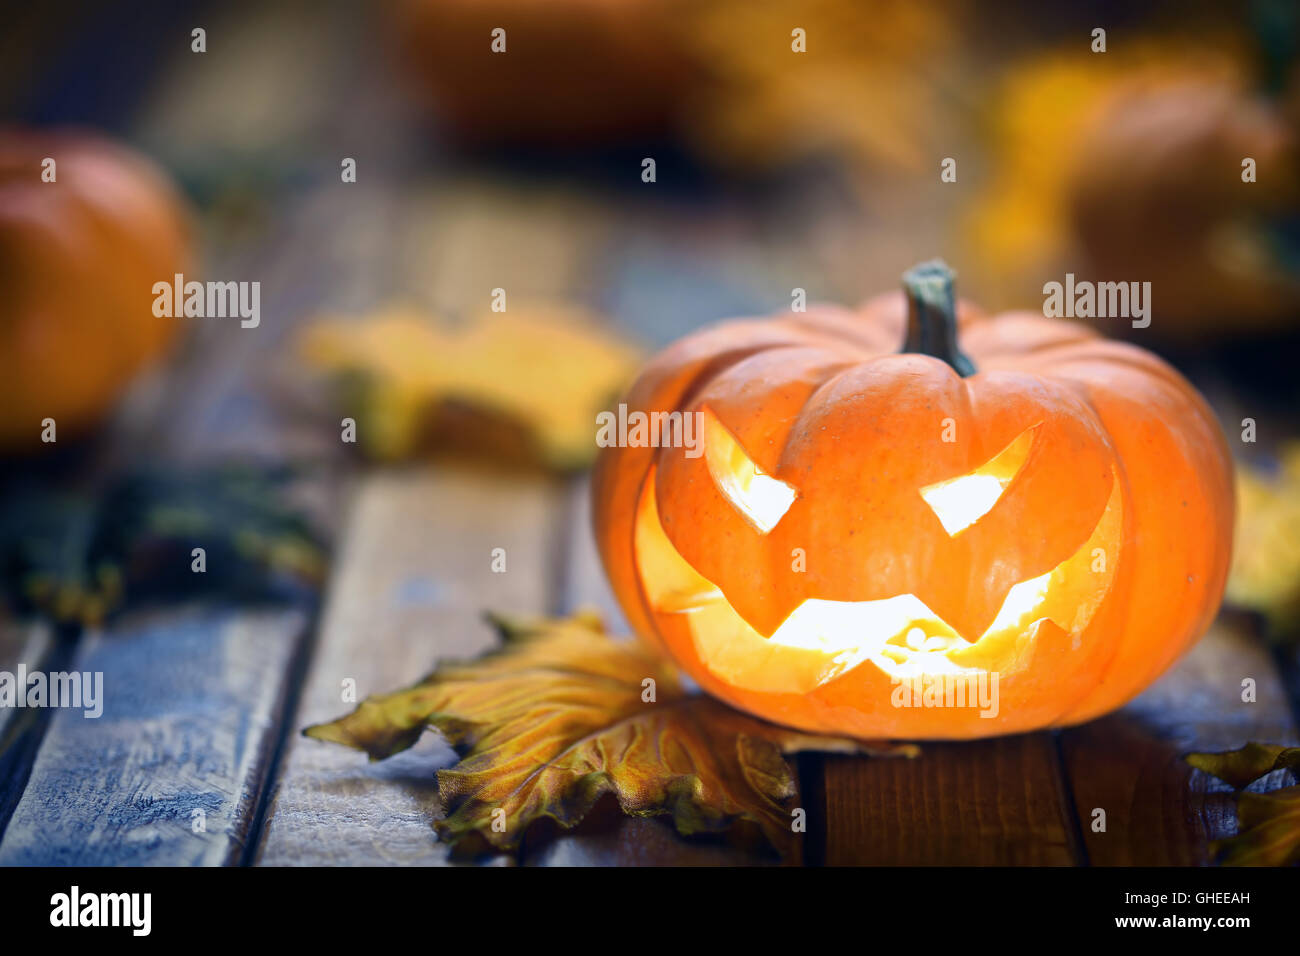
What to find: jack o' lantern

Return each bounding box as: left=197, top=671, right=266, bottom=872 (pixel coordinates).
left=593, top=261, right=1234, bottom=739
left=0, top=128, right=189, bottom=450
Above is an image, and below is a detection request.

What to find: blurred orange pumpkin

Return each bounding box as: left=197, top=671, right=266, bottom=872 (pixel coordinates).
left=0, top=129, right=190, bottom=450
left=393, top=0, right=696, bottom=146
left=964, top=43, right=1300, bottom=336
left=1067, top=75, right=1300, bottom=334
left=593, top=261, right=1234, bottom=739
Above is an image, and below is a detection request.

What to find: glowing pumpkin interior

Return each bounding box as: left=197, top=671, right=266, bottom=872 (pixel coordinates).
left=633, top=408, right=1124, bottom=696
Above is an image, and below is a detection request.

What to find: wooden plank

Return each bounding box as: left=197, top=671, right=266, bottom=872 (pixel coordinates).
left=522, top=477, right=778, bottom=866
left=0, top=178, right=365, bottom=865
left=0, top=622, right=53, bottom=747
left=0, top=59, right=412, bottom=860
left=820, top=733, right=1078, bottom=866
left=819, top=614, right=1299, bottom=866
left=256, top=465, right=561, bottom=865
left=398, top=180, right=615, bottom=319
left=552, top=476, right=628, bottom=636
left=0, top=606, right=307, bottom=866
left=0, top=621, right=57, bottom=836
left=1060, top=613, right=1300, bottom=865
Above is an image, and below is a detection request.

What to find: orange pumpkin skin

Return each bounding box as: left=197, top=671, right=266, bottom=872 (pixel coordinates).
left=0, top=129, right=189, bottom=450
left=593, top=266, right=1234, bottom=740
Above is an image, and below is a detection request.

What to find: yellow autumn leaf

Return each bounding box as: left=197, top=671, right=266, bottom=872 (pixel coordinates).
left=1212, top=786, right=1300, bottom=866
left=1228, top=446, right=1300, bottom=633
left=1186, top=743, right=1300, bottom=866
left=680, top=0, right=965, bottom=182
left=1186, top=742, right=1300, bottom=791
left=298, top=305, right=642, bottom=470
left=306, top=611, right=917, bottom=858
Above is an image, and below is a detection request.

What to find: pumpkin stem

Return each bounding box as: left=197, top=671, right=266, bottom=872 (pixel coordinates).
left=900, top=260, right=975, bottom=377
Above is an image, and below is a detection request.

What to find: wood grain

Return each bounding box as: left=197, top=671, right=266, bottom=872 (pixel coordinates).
left=0, top=606, right=307, bottom=866
left=1060, top=613, right=1300, bottom=866
left=256, top=465, right=562, bottom=865
left=819, top=614, right=1300, bottom=867
left=820, top=733, right=1078, bottom=866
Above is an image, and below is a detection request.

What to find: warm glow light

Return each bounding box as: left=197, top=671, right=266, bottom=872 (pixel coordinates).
left=633, top=461, right=1122, bottom=695
left=981, top=571, right=1051, bottom=634
left=919, top=426, right=1037, bottom=535
left=702, top=406, right=796, bottom=534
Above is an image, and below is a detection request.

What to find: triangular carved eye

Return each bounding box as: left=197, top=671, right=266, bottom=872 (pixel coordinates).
left=702, top=406, right=797, bottom=534
left=919, top=425, right=1038, bottom=536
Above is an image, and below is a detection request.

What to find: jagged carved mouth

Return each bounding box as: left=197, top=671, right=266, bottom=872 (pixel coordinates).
left=632, top=464, right=1122, bottom=696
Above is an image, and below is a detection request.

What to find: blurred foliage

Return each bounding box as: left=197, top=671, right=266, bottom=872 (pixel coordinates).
left=1185, top=742, right=1300, bottom=866
left=1229, top=445, right=1300, bottom=637
left=396, top=0, right=967, bottom=178
left=298, top=304, right=643, bottom=471
left=679, top=0, right=968, bottom=182
left=0, top=467, right=326, bottom=629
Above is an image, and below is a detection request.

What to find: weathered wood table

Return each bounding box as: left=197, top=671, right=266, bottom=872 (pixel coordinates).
left=2, top=3, right=1297, bottom=867
left=1, top=177, right=1297, bottom=869
left=2, top=449, right=1297, bottom=866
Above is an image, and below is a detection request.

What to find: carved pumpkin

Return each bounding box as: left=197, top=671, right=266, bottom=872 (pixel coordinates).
left=0, top=129, right=189, bottom=449
left=593, top=262, right=1234, bottom=739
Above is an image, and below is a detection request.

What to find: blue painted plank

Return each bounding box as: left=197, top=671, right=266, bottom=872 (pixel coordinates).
left=256, top=467, right=557, bottom=866
left=0, top=606, right=307, bottom=866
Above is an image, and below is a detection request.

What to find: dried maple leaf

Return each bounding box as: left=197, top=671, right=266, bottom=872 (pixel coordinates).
left=1186, top=742, right=1300, bottom=790
left=1186, top=743, right=1300, bottom=866
left=298, top=305, right=642, bottom=470
left=306, top=611, right=916, bottom=858
left=1212, top=787, right=1300, bottom=866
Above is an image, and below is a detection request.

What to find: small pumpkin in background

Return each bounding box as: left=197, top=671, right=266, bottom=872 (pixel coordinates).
left=1066, top=74, right=1299, bottom=336
left=964, top=41, right=1300, bottom=338
left=593, top=261, right=1234, bottom=740
left=0, top=129, right=190, bottom=450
